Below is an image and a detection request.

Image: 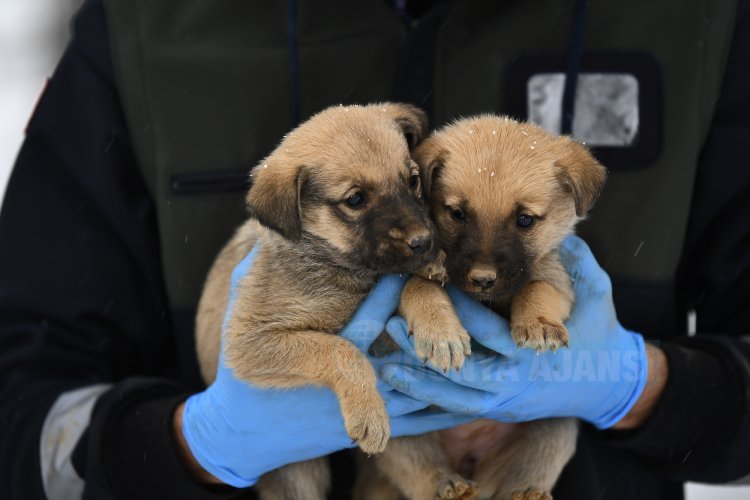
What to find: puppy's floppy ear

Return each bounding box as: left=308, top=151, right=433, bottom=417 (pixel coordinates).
left=412, top=137, right=445, bottom=198
left=375, top=102, right=429, bottom=149
left=246, top=159, right=307, bottom=240
left=555, top=138, right=607, bottom=217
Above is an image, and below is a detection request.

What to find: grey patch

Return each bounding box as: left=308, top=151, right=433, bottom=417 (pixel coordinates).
left=528, top=73, right=639, bottom=146
left=687, top=309, right=697, bottom=337
left=41, top=384, right=112, bottom=500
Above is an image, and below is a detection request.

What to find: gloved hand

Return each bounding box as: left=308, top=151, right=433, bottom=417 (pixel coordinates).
left=380, top=235, right=648, bottom=429
left=181, top=246, right=470, bottom=488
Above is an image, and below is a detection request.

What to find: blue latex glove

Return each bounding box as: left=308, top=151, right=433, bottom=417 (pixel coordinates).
left=182, top=246, right=469, bottom=488
left=381, top=236, right=648, bottom=429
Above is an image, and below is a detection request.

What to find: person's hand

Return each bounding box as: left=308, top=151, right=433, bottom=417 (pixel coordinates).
left=380, top=236, right=649, bottom=429
left=177, top=246, right=470, bottom=488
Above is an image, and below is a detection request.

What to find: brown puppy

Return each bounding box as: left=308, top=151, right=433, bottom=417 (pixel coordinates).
left=365, top=116, right=606, bottom=500
left=195, top=103, right=440, bottom=500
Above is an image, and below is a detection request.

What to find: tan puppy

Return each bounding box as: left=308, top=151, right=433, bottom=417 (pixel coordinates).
left=195, top=103, right=441, bottom=500
left=364, top=116, right=606, bottom=500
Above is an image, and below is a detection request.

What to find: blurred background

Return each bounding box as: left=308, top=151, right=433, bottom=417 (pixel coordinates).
left=0, top=0, right=82, bottom=201
left=0, top=1, right=748, bottom=498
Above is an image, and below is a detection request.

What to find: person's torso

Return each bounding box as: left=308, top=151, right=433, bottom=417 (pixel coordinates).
left=102, top=1, right=736, bottom=498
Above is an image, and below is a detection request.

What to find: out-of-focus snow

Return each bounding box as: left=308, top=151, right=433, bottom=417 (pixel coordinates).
left=0, top=0, right=82, bottom=204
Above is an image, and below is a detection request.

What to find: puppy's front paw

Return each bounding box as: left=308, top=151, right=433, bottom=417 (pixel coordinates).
left=417, top=249, right=449, bottom=285
left=511, top=315, right=569, bottom=352
left=508, top=489, right=552, bottom=500
left=341, top=393, right=390, bottom=455
left=411, top=315, right=471, bottom=372
left=435, top=473, right=479, bottom=500
left=421, top=261, right=448, bottom=285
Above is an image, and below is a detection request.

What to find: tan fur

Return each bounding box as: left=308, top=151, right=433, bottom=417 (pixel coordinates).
left=256, top=458, right=330, bottom=500
left=364, top=116, right=605, bottom=499
left=195, top=103, right=436, bottom=500
left=399, top=275, right=471, bottom=372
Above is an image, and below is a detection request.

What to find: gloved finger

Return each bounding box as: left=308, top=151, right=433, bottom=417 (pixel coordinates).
left=380, top=364, right=491, bottom=415
left=391, top=409, right=476, bottom=437
left=445, top=287, right=516, bottom=357
left=430, top=352, right=518, bottom=391
left=559, top=235, right=612, bottom=296
left=370, top=349, right=425, bottom=375
left=382, top=390, right=431, bottom=416
left=222, top=244, right=263, bottom=342
left=380, top=345, right=518, bottom=393
left=376, top=348, right=423, bottom=365
left=384, top=316, right=420, bottom=359
left=229, top=244, right=261, bottom=293
left=352, top=274, right=409, bottom=324
left=342, top=274, right=408, bottom=352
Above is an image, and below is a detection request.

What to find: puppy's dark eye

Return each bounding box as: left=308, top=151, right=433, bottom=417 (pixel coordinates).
left=346, top=192, right=364, bottom=207
left=409, top=174, right=420, bottom=190
left=450, top=207, right=466, bottom=221
left=517, top=214, right=534, bottom=228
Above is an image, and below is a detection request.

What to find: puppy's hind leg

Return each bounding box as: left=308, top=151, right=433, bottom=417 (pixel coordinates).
left=257, top=458, right=330, bottom=500
left=353, top=455, right=403, bottom=500
left=374, top=435, right=478, bottom=500
left=474, top=419, right=577, bottom=500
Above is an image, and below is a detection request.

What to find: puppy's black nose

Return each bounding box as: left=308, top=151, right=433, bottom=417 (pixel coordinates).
left=469, top=268, right=497, bottom=289
left=407, top=234, right=431, bottom=254
left=389, top=227, right=432, bottom=255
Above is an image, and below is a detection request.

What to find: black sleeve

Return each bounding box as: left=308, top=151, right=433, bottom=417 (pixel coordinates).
left=0, top=1, right=252, bottom=498
left=605, top=0, right=750, bottom=483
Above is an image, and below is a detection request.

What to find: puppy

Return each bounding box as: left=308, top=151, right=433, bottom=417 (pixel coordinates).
left=364, top=116, right=606, bottom=500
left=195, top=102, right=440, bottom=500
